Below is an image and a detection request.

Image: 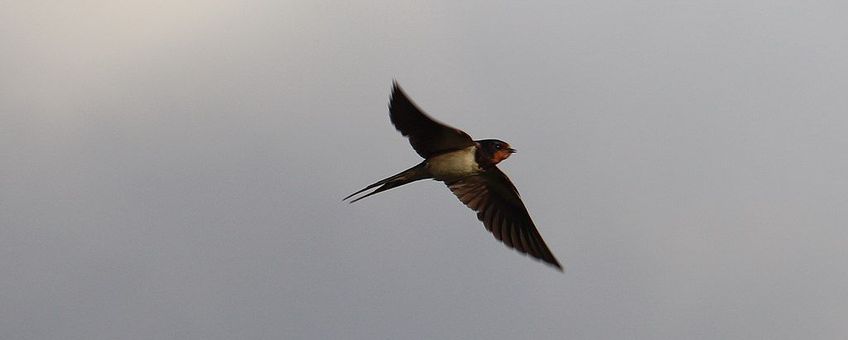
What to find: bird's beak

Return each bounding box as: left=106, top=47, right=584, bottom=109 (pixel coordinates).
left=507, top=148, right=517, bottom=154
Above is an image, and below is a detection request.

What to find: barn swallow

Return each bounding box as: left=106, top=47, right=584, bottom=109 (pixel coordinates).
left=344, top=82, right=562, bottom=271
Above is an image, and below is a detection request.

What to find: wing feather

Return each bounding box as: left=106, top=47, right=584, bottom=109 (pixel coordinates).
left=389, top=83, right=475, bottom=158
left=447, top=167, right=562, bottom=270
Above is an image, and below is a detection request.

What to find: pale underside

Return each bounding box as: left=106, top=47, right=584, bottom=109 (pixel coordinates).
left=424, top=146, right=480, bottom=181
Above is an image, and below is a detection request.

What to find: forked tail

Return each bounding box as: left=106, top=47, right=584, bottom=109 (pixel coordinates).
left=343, top=162, right=431, bottom=203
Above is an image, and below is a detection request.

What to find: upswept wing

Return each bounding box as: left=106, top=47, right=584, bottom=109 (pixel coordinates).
left=389, top=83, right=475, bottom=158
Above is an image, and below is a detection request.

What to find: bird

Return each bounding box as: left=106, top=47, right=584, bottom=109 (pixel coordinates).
left=344, top=82, right=562, bottom=271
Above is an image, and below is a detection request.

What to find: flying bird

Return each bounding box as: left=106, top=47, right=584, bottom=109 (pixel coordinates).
left=345, top=82, right=562, bottom=270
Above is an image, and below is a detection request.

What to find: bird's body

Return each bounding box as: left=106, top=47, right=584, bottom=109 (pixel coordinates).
left=345, top=82, right=562, bottom=270
left=426, top=146, right=480, bottom=181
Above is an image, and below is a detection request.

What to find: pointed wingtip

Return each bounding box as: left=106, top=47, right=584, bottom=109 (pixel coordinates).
left=391, top=80, right=406, bottom=95
left=548, top=258, right=565, bottom=272
left=389, top=81, right=407, bottom=110
left=553, top=263, right=565, bottom=272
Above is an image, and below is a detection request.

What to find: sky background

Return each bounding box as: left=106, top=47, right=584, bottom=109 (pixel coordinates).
left=3, top=1, right=848, bottom=339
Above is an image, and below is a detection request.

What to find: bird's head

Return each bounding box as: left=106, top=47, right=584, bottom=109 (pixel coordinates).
left=477, top=139, right=516, bottom=165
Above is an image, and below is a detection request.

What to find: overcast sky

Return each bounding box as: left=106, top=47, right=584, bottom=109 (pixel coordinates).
left=3, top=1, right=848, bottom=339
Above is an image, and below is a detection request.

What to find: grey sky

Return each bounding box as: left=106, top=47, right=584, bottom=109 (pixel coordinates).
left=2, top=1, right=847, bottom=339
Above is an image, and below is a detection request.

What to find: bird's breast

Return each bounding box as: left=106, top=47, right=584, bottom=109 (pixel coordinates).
left=425, top=146, right=481, bottom=181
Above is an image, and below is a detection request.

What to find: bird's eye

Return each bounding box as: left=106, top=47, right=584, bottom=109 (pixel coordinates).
left=495, top=144, right=502, bottom=149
